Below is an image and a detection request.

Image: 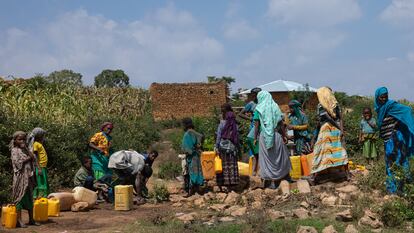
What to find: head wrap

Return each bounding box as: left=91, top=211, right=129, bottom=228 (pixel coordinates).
left=289, top=100, right=302, bottom=117
left=27, top=127, right=46, bottom=152
left=101, top=122, right=113, bottom=131
left=255, top=90, right=283, bottom=149
left=221, top=111, right=239, bottom=145
left=317, top=86, right=338, bottom=118
left=251, top=87, right=262, bottom=94
left=9, top=131, right=27, bottom=151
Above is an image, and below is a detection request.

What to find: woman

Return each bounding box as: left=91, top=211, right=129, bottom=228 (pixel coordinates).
left=375, top=87, right=414, bottom=194
left=89, top=122, right=114, bottom=180
left=311, top=87, right=348, bottom=184
left=10, top=131, right=39, bottom=228
left=287, top=100, right=312, bottom=155
left=216, top=103, right=240, bottom=190
left=28, top=127, right=49, bottom=198
left=253, top=91, right=291, bottom=189
left=181, top=118, right=204, bottom=196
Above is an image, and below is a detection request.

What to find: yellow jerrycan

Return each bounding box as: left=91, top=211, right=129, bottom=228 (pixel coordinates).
left=289, top=156, right=302, bottom=180
left=34, top=198, right=49, bottom=222
left=2, top=204, right=17, bottom=229
left=238, top=162, right=250, bottom=176
left=114, top=185, right=133, bottom=211
left=200, top=151, right=216, bottom=180
left=47, top=197, right=60, bottom=217
left=214, top=155, right=222, bottom=174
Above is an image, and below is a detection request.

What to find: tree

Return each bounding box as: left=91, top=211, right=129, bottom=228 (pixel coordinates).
left=207, top=76, right=235, bottom=85
left=94, top=69, right=130, bottom=88
left=289, top=83, right=313, bottom=109
left=47, top=69, right=83, bottom=86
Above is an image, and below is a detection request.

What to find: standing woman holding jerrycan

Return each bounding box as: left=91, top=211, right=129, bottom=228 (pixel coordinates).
left=27, top=127, right=49, bottom=198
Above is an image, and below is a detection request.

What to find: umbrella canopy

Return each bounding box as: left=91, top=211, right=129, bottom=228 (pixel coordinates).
left=239, top=80, right=317, bottom=94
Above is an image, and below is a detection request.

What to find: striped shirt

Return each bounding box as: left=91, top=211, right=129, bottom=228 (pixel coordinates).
left=380, top=116, right=397, bottom=141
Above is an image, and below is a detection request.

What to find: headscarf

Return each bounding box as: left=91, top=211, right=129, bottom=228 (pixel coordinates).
left=375, top=87, right=414, bottom=154
left=317, top=86, right=338, bottom=118
left=221, top=111, right=239, bottom=145
left=255, top=90, right=283, bottom=149
left=289, top=100, right=302, bottom=117
left=27, top=127, right=47, bottom=152
left=101, top=122, right=113, bottom=131
left=9, top=131, right=27, bottom=151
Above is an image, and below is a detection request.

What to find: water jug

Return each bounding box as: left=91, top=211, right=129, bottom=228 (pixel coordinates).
left=200, top=151, right=216, bottom=180
left=289, top=156, right=302, bottom=180
left=248, top=156, right=254, bottom=176
left=238, top=162, right=250, bottom=176
left=48, top=192, right=75, bottom=211
left=214, top=155, right=222, bottom=174
left=72, top=187, right=97, bottom=208
left=114, top=185, right=133, bottom=211
left=301, top=154, right=311, bottom=177
left=2, top=205, right=16, bottom=228
left=47, top=198, right=60, bottom=217
left=34, top=198, right=48, bottom=222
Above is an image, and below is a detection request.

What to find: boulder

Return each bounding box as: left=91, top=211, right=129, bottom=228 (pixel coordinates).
left=345, top=224, right=359, bottom=233
left=169, top=194, right=185, bottom=203
left=297, top=180, right=311, bottom=194
left=358, top=210, right=383, bottom=229
left=268, top=210, right=285, bottom=220
left=297, top=226, right=318, bottom=233
left=335, top=209, right=353, bottom=222
left=322, top=225, right=337, bottom=233
left=194, top=197, right=206, bottom=207
left=225, top=206, right=247, bottom=217
left=280, top=180, right=290, bottom=195
left=322, top=196, right=338, bottom=207
left=224, top=191, right=240, bottom=205
left=209, top=204, right=229, bottom=212
left=264, top=188, right=279, bottom=196
left=248, top=189, right=264, bottom=202
left=336, top=185, right=359, bottom=194
left=249, top=176, right=263, bottom=189
left=293, top=208, right=310, bottom=219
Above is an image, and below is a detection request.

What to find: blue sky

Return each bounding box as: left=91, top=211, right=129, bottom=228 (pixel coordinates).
left=1, top=0, right=414, bottom=100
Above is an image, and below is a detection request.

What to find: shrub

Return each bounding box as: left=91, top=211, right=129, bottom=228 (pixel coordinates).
left=379, top=199, right=407, bottom=227
left=351, top=195, right=373, bottom=220
left=149, top=183, right=170, bottom=202
left=158, top=162, right=181, bottom=180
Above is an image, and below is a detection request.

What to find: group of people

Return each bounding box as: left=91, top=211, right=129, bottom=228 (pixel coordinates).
left=10, top=122, right=158, bottom=227
left=179, top=86, right=414, bottom=196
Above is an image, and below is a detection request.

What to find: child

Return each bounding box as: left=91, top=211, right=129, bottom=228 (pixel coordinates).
left=359, top=107, right=378, bottom=165
left=28, top=127, right=49, bottom=198
left=10, top=131, right=39, bottom=228
left=74, top=156, right=95, bottom=190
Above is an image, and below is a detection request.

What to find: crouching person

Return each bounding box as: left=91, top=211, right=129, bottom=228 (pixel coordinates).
left=74, top=156, right=95, bottom=190
left=108, top=150, right=147, bottom=205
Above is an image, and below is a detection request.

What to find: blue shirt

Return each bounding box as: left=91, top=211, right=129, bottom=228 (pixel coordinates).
left=360, top=118, right=377, bottom=134
left=245, top=101, right=257, bottom=139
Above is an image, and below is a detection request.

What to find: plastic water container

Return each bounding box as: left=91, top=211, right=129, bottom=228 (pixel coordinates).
left=200, top=151, right=216, bottom=180
left=72, top=187, right=97, bottom=208
left=2, top=205, right=17, bottom=228
left=301, top=154, right=311, bottom=177
left=248, top=156, right=253, bottom=176
left=238, top=162, right=250, bottom=176
left=47, top=198, right=60, bottom=217
left=48, top=192, right=75, bottom=211
left=114, top=185, right=133, bottom=211
left=34, top=198, right=48, bottom=222
left=289, top=156, right=302, bottom=179
left=214, top=155, right=222, bottom=174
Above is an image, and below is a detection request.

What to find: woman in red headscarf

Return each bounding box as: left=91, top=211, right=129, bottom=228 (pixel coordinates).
left=89, top=122, right=114, bottom=180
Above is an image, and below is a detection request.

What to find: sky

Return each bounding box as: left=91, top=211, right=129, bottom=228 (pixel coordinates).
left=1, top=0, right=414, bottom=100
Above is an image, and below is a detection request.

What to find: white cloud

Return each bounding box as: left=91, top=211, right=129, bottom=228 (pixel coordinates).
left=0, top=5, right=225, bottom=85
left=223, top=20, right=259, bottom=40
left=381, top=0, right=414, bottom=28
left=267, top=0, right=361, bottom=27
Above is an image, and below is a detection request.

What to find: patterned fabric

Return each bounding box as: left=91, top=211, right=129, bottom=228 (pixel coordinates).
left=311, top=123, right=348, bottom=174
left=288, top=102, right=311, bottom=155
left=90, top=132, right=112, bottom=156
left=317, top=87, right=339, bottom=118
left=182, top=129, right=204, bottom=187
left=11, top=147, right=35, bottom=206
left=318, top=104, right=341, bottom=126
left=33, top=167, right=49, bottom=198
left=216, top=149, right=239, bottom=186
left=384, top=130, right=410, bottom=194
left=221, top=111, right=239, bottom=145
left=380, top=116, right=397, bottom=141
left=33, top=141, right=48, bottom=167
left=360, top=118, right=377, bottom=134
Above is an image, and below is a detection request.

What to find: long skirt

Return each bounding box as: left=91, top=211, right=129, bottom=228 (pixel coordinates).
left=91, top=150, right=112, bottom=180
left=216, top=150, right=239, bottom=186
left=311, top=123, right=348, bottom=174
left=33, top=167, right=49, bottom=198
left=385, top=130, right=411, bottom=194
left=258, top=131, right=291, bottom=180
left=186, top=152, right=204, bottom=187
left=362, top=135, right=378, bottom=159
left=294, top=136, right=312, bottom=155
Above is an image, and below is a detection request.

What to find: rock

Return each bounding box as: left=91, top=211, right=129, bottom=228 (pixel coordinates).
left=219, top=216, right=235, bottom=222
left=172, top=203, right=183, bottom=207
left=71, top=202, right=89, bottom=212
left=186, top=193, right=201, bottom=202
left=322, top=196, right=338, bottom=207
left=268, top=210, right=285, bottom=220
left=335, top=209, right=353, bottom=222
left=176, top=212, right=197, bottom=223
left=194, top=198, right=205, bottom=207
left=251, top=201, right=262, bottom=209
left=203, top=219, right=215, bottom=226
left=216, top=193, right=228, bottom=202
left=358, top=210, right=383, bottom=229
left=213, top=186, right=221, bottom=192
left=345, top=224, right=359, bottom=233
left=297, top=226, right=318, bottom=233
left=318, top=192, right=330, bottom=200
left=209, top=204, right=229, bottom=212
left=300, top=201, right=310, bottom=209
left=264, top=188, right=279, bottom=196
left=336, top=185, right=359, bottom=194
left=248, top=189, right=264, bottom=202
left=226, top=206, right=247, bottom=217
left=338, top=193, right=350, bottom=205
left=280, top=180, right=290, bottom=195
left=169, top=194, right=185, bottom=203
left=322, top=225, right=337, bottom=233
left=249, top=176, right=263, bottom=189
left=297, top=180, right=311, bottom=194
left=241, top=195, right=248, bottom=206
left=293, top=208, right=310, bottom=219
left=224, top=191, right=239, bottom=205
left=203, top=192, right=216, bottom=201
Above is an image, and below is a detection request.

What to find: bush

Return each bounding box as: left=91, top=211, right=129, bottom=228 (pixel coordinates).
left=350, top=195, right=374, bottom=220
left=379, top=199, right=408, bottom=227
left=149, top=183, right=170, bottom=202
left=158, top=162, right=181, bottom=180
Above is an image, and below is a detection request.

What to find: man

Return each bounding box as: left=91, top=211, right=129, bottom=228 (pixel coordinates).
left=141, top=151, right=159, bottom=196
left=108, top=150, right=153, bottom=204
left=74, top=156, right=95, bottom=190
left=238, top=87, right=261, bottom=175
